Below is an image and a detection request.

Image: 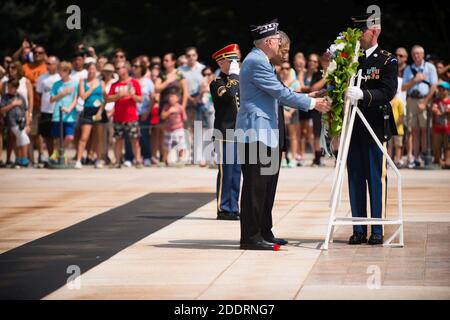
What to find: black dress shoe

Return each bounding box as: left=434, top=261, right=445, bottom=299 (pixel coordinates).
left=264, top=237, right=288, bottom=246
left=217, top=212, right=240, bottom=221
left=348, top=233, right=367, bottom=245
left=368, top=234, right=383, bottom=245
left=240, top=239, right=280, bottom=251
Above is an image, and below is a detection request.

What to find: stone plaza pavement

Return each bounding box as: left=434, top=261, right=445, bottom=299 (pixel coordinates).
left=0, top=163, right=449, bottom=300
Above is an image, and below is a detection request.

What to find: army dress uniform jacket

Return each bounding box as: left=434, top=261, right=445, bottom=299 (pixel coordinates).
left=210, top=72, right=240, bottom=139
left=352, top=46, right=398, bottom=144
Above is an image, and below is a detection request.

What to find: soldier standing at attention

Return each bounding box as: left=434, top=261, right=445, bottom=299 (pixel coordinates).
left=210, top=44, right=241, bottom=221
left=346, top=13, right=399, bottom=245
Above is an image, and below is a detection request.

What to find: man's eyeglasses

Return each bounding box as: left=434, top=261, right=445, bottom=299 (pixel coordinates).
left=267, top=37, right=281, bottom=44
left=132, top=64, right=140, bottom=68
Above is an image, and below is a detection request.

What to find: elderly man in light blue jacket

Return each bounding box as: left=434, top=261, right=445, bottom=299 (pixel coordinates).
left=237, top=19, right=331, bottom=251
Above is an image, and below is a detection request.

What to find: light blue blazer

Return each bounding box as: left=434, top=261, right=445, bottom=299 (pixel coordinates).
left=235, top=47, right=312, bottom=147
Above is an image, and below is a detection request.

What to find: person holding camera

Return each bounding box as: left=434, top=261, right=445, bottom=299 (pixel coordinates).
left=0, top=78, right=30, bottom=168
left=402, top=45, right=438, bottom=168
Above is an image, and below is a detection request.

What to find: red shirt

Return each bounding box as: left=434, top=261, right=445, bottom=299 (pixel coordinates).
left=108, top=78, right=142, bottom=123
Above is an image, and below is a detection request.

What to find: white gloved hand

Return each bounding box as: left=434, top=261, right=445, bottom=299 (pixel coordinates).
left=229, top=59, right=240, bottom=75
left=346, top=86, right=364, bottom=101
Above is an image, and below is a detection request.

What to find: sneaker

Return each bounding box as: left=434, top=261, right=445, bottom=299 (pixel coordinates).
left=175, top=162, right=185, bottom=168
left=143, top=159, right=152, bottom=167
left=94, top=160, right=103, bottom=169
left=110, top=162, right=122, bottom=169
left=414, top=159, right=421, bottom=168
left=123, top=160, right=132, bottom=168
left=85, top=157, right=96, bottom=165
left=287, top=159, right=297, bottom=168
left=135, top=162, right=144, bottom=169
left=281, top=159, right=288, bottom=168
left=311, top=159, right=325, bottom=167
left=49, top=150, right=59, bottom=163
left=395, top=160, right=405, bottom=169
left=297, top=159, right=305, bottom=167
left=38, top=154, right=47, bottom=164
left=151, top=157, right=159, bottom=165
left=74, top=161, right=82, bottom=169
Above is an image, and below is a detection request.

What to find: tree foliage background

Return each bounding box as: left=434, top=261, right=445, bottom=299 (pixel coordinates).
left=1, top=0, right=448, bottom=66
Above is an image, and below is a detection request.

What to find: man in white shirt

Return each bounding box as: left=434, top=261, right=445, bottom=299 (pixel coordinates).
left=179, top=47, right=205, bottom=145
left=36, top=56, right=61, bottom=160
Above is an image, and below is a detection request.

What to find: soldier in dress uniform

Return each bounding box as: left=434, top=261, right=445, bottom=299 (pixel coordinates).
left=346, top=13, right=398, bottom=245
left=210, top=44, right=241, bottom=220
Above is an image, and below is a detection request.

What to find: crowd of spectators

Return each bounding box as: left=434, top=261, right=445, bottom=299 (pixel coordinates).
left=0, top=39, right=449, bottom=170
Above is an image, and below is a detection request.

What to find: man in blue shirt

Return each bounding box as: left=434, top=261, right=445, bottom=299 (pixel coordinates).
left=402, top=45, right=438, bottom=168
left=236, top=19, right=330, bottom=251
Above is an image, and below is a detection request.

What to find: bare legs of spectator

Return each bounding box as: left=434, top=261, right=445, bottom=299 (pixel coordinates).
left=420, top=128, right=427, bottom=157
left=76, top=124, right=93, bottom=165
left=287, top=123, right=298, bottom=164
left=412, top=127, right=421, bottom=160
left=43, top=136, right=54, bottom=160
left=7, top=130, right=15, bottom=164
left=52, top=135, right=73, bottom=159
left=114, top=138, right=124, bottom=165
left=102, top=119, right=113, bottom=164
left=131, top=138, right=143, bottom=166
left=0, top=126, right=3, bottom=164
left=92, top=123, right=104, bottom=166
left=298, top=120, right=310, bottom=163
left=151, top=126, right=163, bottom=163
left=14, top=141, right=28, bottom=165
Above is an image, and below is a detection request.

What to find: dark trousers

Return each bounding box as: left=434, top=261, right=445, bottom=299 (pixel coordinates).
left=347, top=141, right=387, bottom=235
left=125, top=118, right=151, bottom=161
left=239, top=142, right=282, bottom=243
left=216, top=141, right=241, bottom=214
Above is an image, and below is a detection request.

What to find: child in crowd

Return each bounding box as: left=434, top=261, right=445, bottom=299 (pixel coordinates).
left=49, top=61, right=79, bottom=164
left=431, top=81, right=450, bottom=168
left=390, top=95, right=405, bottom=168
left=160, top=88, right=186, bottom=166
left=0, top=78, right=30, bottom=168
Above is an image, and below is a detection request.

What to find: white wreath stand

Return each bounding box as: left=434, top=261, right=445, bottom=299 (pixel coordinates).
left=323, top=42, right=404, bottom=250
